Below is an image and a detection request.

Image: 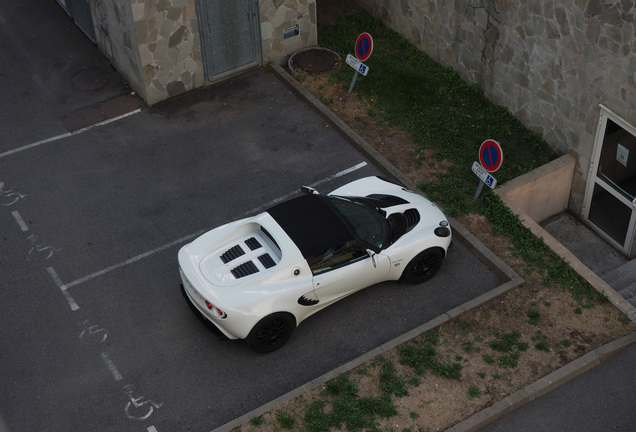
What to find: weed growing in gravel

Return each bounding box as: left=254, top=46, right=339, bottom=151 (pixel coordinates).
left=399, top=329, right=463, bottom=379
left=303, top=374, right=398, bottom=432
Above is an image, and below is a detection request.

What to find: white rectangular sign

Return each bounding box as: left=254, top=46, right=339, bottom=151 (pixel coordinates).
left=345, top=54, right=369, bottom=76
left=472, top=161, right=497, bottom=189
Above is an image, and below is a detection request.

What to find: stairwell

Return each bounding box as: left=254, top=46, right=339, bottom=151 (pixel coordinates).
left=602, top=259, right=636, bottom=307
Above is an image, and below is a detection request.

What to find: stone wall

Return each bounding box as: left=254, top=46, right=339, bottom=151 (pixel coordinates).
left=92, top=0, right=204, bottom=105
left=354, top=0, right=636, bottom=215
left=91, top=0, right=317, bottom=106
left=260, top=0, right=318, bottom=64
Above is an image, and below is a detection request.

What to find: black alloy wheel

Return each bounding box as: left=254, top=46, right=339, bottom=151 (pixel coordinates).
left=401, top=248, right=444, bottom=284
left=246, top=313, right=295, bottom=353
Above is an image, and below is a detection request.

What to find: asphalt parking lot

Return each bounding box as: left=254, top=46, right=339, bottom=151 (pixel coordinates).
left=0, top=56, right=501, bottom=432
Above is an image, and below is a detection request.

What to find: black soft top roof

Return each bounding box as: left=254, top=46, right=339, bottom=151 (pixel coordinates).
left=267, top=195, right=353, bottom=258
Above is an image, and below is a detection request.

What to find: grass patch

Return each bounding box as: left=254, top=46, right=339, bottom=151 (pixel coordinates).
left=487, top=331, right=528, bottom=368
left=377, top=356, right=409, bottom=397
left=527, top=309, right=541, bottom=326
left=275, top=410, right=296, bottom=429
left=303, top=374, right=398, bottom=432
left=316, top=12, right=606, bottom=311
left=399, top=329, right=463, bottom=379
left=318, top=13, right=558, bottom=215
left=467, top=386, right=482, bottom=399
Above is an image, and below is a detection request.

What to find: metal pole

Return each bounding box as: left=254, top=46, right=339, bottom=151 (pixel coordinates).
left=473, top=180, right=485, bottom=201
left=347, top=71, right=359, bottom=94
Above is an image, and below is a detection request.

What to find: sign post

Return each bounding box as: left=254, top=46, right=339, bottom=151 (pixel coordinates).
left=473, top=139, right=503, bottom=200
left=347, top=33, right=373, bottom=94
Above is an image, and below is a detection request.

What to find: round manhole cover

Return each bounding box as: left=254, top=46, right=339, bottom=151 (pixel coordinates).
left=72, top=67, right=110, bottom=91
left=289, top=48, right=341, bottom=75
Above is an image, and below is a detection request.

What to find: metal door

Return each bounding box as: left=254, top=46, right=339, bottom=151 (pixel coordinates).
left=196, top=0, right=262, bottom=82
left=58, top=0, right=96, bottom=42
left=583, top=106, right=636, bottom=258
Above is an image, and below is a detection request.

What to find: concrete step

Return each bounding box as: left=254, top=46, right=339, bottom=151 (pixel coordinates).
left=602, top=259, right=636, bottom=292
left=617, top=284, right=636, bottom=305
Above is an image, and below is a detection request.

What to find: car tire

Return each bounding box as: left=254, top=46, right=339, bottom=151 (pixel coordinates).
left=246, top=313, right=296, bottom=353
left=401, top=248, right=444, bottom=284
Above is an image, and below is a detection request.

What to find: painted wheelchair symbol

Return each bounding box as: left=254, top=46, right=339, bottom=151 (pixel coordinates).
left=123, top=384, right=163, bottom=421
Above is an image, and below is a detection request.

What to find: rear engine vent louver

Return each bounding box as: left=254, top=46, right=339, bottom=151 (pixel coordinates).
left=258, top=254, right=276, bottom=269
left=367, top=194, right=409, bottom=207
left=220, top=245, right=245, bottom=263
left=231, top=261, right=259, bottom=278
left=245, top=237, right=262, bottom=250
left=404, top=208, right=420, bottom=231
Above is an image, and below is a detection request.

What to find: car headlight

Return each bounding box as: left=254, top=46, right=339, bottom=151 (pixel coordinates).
left=434, top=220, right=451, bottom=237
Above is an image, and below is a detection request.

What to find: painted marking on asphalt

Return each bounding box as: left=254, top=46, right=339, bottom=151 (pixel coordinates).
left=46, top=266, right=80, bottom=311
left=239, top=161, right=369, bottom=216
left=147, top=427, right=158, bottom=432
left=11, top=210, right=29, bottom=232
left=312, top=161, right=368, bottom=186
left=64, top=231, right=206, bottom=290
left=0, top=109, right=141, bottom=159
left=101, top=352, right=123, bottom=381
left=62, top=161, right=369, bottom=290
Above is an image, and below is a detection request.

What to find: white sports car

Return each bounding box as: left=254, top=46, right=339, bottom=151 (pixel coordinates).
left=178, top=176, right=451, bottom=353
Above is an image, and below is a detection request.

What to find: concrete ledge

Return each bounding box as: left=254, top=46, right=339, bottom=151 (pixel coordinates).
left=498, top=197, right=636, bottom=324
left=496, top=153, right=575, bottom=223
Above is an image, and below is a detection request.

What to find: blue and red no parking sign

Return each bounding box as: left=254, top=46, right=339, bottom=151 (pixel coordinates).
left=355, top=33, right=373, bottom=62
left=478, top=139, right=503, bottom=173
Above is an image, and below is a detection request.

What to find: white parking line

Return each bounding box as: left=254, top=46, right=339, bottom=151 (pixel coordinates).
left=46, top=266, right=80, bottom=311
left=0, top=109, right=141, bottom=159
left=11, top=211, right=29, bottom=232
left=239, top=161, right=368, bottom=217
left=63, top=231, right=206, bottom=291
left=62, top=161, right=369, bottom=293
left=101, top=352, right=123, bottom=381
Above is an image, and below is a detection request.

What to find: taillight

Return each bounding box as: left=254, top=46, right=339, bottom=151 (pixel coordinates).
left=205, top=300, right=226, bottom=318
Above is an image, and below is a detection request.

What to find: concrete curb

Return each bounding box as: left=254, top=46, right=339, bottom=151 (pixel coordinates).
left=208, top=65, right=523, bottom=432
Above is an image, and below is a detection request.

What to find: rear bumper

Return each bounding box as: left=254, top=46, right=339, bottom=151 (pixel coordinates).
left=179, top=274, right=239, bottom=340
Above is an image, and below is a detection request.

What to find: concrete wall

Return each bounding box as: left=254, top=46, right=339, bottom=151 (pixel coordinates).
left=353, top=0, right=636, bottom=217
left=90, top=0, right=317, bottom=106
left=496, top=153, right=576, bottom=223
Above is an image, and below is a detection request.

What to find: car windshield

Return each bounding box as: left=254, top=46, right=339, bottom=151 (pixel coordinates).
left=323, top=196, right=390, bottom=252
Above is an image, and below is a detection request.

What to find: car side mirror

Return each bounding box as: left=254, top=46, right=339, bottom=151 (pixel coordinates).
left=366, top=249, right=377, bottom=268
left=300, top=186, right=319, bottom=195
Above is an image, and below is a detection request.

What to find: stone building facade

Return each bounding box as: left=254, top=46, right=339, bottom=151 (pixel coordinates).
left=89, top=0, right=317, bottom=106
left=354, top=0, right=636, bottom=218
